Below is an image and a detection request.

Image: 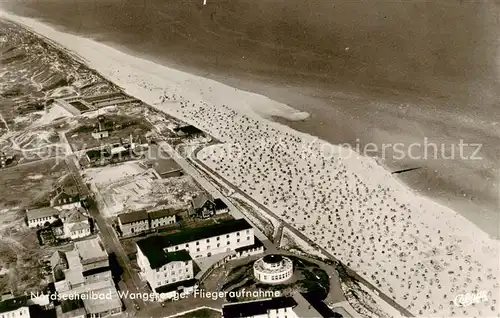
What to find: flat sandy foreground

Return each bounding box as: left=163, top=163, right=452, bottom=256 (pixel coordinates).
left=2, top=11, right=498, bottom=318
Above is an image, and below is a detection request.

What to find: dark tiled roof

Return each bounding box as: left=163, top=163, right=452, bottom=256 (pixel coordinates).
left=119, top=210, right=148, bottom=224
left=140, top=219, right=251, bottom=250
left=192, top=193, right=211, bottom=210
left=0, top=296, right=28, bottom=314
left=137, top=219, right=252, bottom=268
left=214, top=198, right=228, bottom=210
left=263, top=254, right=283, bottom=264
left=136, top=246, right=191, bottom=269
left=148, top=208, right=178, bottom=220
left=222, top=297, right=297, bottom=318
left=155, top=279, right=198, bottom=294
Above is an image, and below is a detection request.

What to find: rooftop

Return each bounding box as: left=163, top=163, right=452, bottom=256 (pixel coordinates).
left=51, top=191, right=80, bottom=207
left=82, top=287, right=122, bottom=314
left=139, top=219, right=252, bottom=250
left=148, top=208, right=178, bottom=220
left=263, top=254, right=283, bottom=264
left=50, top=250, right=67, bottom=269
left=118, top=210, right=148, bottom=224
left=222, top=297, right=297, bottom=318
left=26, top=206, right=60, bottom=221
left=137, top=246, right=191, bottom=270
left=191, top=193, right=211, bottom=210
left=74, top=237, right=107, bottom=262
left=0, top=296, right=28, bottom=314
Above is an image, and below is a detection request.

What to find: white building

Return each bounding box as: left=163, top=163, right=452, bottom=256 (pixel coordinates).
left=0, top=295, right=30, bottom=318
left=26, top=207, right=60, bottom=228
left=118, top=210, right=149, bottom=236
left=60, top=209, right=91, bottom=239
left=163, top=219, right=255, bottom=259
left=136, top=247, right=194, bottom=290
left=53, top=237, right=122, bottom=316
left=222, top=297, right=298, bottom=318
left=148, top=208, right=177, bottom=229
left=222, top=293, right=331, bottom=318
left=136, top=219, right=255, bottom=299
left=253, top=255, right=293, bottom=284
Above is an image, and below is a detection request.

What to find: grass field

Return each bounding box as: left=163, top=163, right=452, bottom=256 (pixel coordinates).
left=0, top=158, right=76, bottom=209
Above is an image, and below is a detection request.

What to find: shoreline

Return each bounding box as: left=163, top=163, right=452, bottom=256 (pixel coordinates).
left=2, top=8, right=496, bottom=237
left=2, top=11, right=499, bottom=317
left=0, top=12, right=495, bottom=241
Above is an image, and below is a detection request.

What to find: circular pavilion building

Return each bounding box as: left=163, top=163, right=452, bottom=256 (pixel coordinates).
left=253, top=254, right=293, bottom=284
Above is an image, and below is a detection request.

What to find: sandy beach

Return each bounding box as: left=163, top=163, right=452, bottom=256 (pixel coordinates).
left=1, top=0, right=498, bottom=238
left=1, top=9, right=498, bottom=317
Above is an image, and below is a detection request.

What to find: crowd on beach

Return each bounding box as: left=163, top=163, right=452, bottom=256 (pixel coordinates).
left=157, top=95, right=499, bottom=317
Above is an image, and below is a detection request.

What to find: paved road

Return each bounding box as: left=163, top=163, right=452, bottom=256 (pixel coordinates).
left=191, top=145, right=414, bottom=317
left=65, top=155, right=147, bottom=315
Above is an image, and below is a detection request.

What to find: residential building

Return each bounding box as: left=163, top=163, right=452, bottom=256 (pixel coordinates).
left=53, top=237, right=122, bottom=317
left=214, top=198, right=229, bottom=215
left=189, top=193, right=216, bottom=218
left=50, top=190, right=82, bottom=211
left=118, top=210, right=149, bottom=236
left=136, top=219, right=255, bottom=299
left=117, top=208, right=179, bottom=237
left=60, top=209, right=91, bottom=239
left=136, top=247, right=193, bottom=290
left=82, top=287, right=122, bottom=318
left=0, top=294, right=30, bottom=318
left=148, top=208, right=177, bottom=229
left=26, top=207, right=60, bottom=228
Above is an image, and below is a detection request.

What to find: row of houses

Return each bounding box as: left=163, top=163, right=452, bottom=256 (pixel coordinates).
left=135, top=218, right=264, bottom=300
left=117, top=194, right=229, bottom=237
left=117, top=207, right=179, bottom=237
